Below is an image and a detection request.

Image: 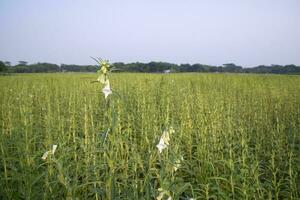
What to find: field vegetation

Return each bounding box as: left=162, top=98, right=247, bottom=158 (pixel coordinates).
left=0, top=73, right=299, bottom=199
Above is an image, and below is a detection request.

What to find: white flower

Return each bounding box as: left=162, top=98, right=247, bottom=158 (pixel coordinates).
left=41, top=151, right=50, bottom=160
left=173, top=160, right=181, bottom=172
left=102, top=80, right=112, bottom=99
left=156, top=127, right=175, bottom=153
left=156, top=191, right=164, bottom=200
left=156, top=188, right=171, bottom=200
left=97, top=74, right=105, bottom=84
left=169, top=126, right=175, bottom=134
left=161, top=130, right=171, bottom=145
left=52, top=145, right=58, bottom=154
left=42, top=144, right=58, bottom=160
left=173, top=156, right=184, bottom=172
left=156, top=138, right=167, bottom=154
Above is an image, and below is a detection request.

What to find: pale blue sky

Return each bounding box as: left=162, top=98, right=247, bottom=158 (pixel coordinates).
left=0, top=0, right=299, bottom=67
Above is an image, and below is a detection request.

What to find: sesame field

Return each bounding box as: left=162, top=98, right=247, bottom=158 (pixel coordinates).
left=0, top=73, right=300, bottom=199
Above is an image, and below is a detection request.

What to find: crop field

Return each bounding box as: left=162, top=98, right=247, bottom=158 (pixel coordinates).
left=0, top=73, right=299, bottom=199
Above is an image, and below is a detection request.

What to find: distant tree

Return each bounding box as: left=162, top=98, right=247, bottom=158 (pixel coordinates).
left=5, top=60, right=300, bottom=74
left=18, top=61, right=28, bottom=65
left=60, top=64, right=97, bottom=72
left=222, top=63, right=242, bottom=73
left=4, top=61, right=11, bottom=67
left=0, top=61, right=8, bottom=72
left=284, top=64, right=300, bottom=74
left=29, top=63, right=60, bottom=72
left=112, top=62, right=125, bottom=72
left=179, top=64, right=191, bottom=72
left=250, top=65, right=272, bottom=74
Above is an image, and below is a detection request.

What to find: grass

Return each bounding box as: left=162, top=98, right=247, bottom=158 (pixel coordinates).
left=0, top=73, right=299, bottom=199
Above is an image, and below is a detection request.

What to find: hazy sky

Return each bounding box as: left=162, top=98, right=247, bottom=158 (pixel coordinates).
left=0, top=0, right=299, bottom=67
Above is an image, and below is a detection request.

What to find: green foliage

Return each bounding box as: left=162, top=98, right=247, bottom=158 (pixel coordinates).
left=0, top=61, right=8, bottom=72
left=61, top=64, right=97, bottom=72
left=4, top=60, right=300, bottom=74
left=0, top=73, right=299, bottom=199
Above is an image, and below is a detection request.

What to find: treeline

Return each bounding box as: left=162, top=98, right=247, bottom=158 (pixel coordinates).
left=1, top=60, right=300, bottom=74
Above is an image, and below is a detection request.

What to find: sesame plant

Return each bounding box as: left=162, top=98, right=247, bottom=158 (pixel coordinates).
left=0, top=72, right=299, bottom=199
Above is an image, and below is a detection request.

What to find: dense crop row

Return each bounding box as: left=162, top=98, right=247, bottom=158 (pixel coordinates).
left=0, top=73, right=299, bottom=199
